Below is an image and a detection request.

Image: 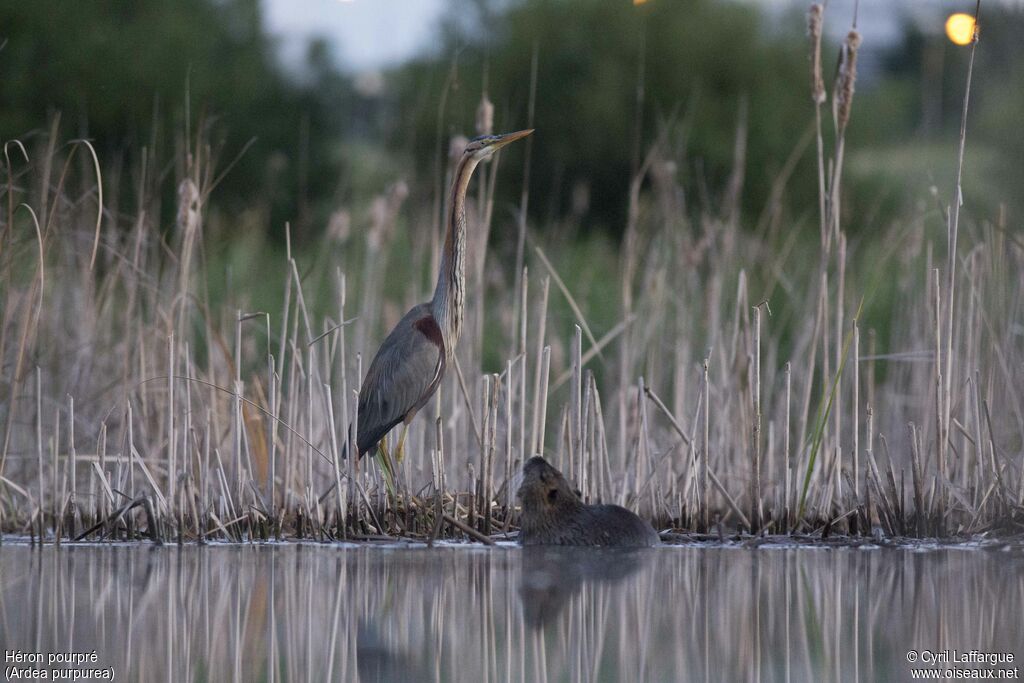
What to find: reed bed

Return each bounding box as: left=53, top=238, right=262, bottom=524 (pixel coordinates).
left=0, top=4, right=1021, bottom=544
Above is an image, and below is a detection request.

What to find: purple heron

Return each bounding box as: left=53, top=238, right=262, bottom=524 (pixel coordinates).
left=353, top=129, right=533, bottom=465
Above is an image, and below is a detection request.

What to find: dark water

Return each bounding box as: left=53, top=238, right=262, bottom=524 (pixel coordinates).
left=1, top=541, right=1021, bottom=682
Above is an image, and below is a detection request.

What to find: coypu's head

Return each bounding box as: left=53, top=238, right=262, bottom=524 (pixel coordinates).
left=516, top=456, right=582, bottom=514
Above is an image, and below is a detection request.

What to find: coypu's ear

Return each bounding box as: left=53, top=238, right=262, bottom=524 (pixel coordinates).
left=547, top=488, right=558, bottom=503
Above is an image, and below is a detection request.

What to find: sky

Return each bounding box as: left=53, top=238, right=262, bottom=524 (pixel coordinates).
left=263, top=0, right=446, bottom=72
left=261, top=0, right=998, bottom=73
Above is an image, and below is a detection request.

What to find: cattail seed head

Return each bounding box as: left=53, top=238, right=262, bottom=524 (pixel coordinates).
left=449, top=135, right=469, bottom=161
left=808, top=4, right=826, bottom=105
left=326, top=209, right=351, bottom=243
left=176, top=178, right=201, bottom=235
left=367, top=195, right=388, bottom=252
left=834, top=29, right=862, bottom=133
left=475, top=94, right=494, bottom=137
left=367, top=182, right=409, bottom=252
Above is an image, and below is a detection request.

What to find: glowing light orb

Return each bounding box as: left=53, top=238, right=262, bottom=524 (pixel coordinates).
left=945, top=13, right=976, bottom=46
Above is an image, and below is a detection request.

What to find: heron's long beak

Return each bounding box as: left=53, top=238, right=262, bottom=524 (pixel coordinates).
left=489, top=129, right=534, bottom=150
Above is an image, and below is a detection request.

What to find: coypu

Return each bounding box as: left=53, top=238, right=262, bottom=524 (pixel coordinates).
left=516, top=456, right=660, bottom=547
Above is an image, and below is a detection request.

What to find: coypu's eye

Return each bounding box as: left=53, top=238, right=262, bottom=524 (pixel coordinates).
left=547, top=488, right=558, bottom=503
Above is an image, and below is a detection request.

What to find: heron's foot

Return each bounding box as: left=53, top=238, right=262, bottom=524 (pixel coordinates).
left=374, top=439, right=397, bottom=497
left=395, top=425, right=409, bottom=464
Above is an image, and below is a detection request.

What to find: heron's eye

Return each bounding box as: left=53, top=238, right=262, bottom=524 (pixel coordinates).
left=547, top=488, right=558, bottom=503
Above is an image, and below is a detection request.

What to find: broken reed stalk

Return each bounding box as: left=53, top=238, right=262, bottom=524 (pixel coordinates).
left=751, top=306, right=762, bottom=532
left=784, top=362, right=792, bottom=529
left=529, top=276, right=550, bottom=456
left=701, top=359, right=710, bottom=533
left=852, top=321, right=860, bottom=524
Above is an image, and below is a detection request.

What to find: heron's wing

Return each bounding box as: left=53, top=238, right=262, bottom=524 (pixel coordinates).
left=356, top=305, right=445, bottom=455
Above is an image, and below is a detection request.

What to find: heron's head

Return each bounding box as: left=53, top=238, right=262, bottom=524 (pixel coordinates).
left=465, top=129, right=533, bottom=162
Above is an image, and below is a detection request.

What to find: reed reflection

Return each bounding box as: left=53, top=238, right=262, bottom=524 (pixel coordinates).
left=0, top=543, right=1020, bottom=682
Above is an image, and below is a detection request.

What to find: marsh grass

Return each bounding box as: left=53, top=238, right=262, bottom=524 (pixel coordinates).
left=0, top=3, right=1021, bottom=544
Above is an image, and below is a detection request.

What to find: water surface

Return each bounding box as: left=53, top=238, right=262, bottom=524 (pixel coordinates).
left=1, top=541, right=1021, bottom=682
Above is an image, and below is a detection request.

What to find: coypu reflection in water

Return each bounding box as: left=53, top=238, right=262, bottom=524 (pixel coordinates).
left=516, top=456, right=660, bottom=547
left=357, top=620, right=431, bottom=683
left=519, top=546, right=653, bottom=627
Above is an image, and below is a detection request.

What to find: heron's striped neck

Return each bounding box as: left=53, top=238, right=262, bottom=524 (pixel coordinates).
left=432, top=153, right=480, bottom=352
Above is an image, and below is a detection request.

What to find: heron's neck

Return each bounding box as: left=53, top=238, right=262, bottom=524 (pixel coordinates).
left=431, top=154, right=479, bottom=349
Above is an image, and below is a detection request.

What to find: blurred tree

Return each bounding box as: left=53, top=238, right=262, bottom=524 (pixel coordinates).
left=861, top=6, right=1024, bottom=218
left=386, top=0, right=813, bottom=233
left=0, top=0, right=355, bottom=239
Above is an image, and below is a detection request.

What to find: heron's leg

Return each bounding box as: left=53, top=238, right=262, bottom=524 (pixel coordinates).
left=374, top=437, right=397, bottom=497
left=395, top=424, right=409, bottom=464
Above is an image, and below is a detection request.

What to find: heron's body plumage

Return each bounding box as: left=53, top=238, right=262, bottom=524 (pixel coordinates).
left=356, top=304, right=444, bottom=456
